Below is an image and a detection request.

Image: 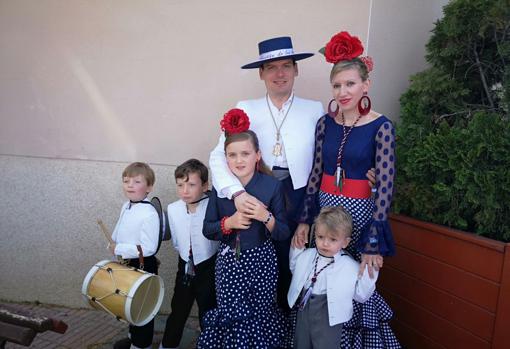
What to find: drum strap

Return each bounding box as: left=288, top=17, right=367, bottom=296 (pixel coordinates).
left=136, top=245, right=144, bottom=270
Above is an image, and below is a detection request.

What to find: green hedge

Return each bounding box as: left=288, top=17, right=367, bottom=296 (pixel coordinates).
left=394, top=0, right=510, bottom=242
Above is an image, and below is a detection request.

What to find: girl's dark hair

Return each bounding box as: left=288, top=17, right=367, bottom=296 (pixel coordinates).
left=224, top=130, right=272, bottom=176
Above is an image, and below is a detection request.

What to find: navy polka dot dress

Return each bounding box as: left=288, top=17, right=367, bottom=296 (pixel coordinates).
left=198, top=240, right=285, bottom=348
left=299, top=114, right=401, bottom=349
left=198, top=173, right=289, bottom=348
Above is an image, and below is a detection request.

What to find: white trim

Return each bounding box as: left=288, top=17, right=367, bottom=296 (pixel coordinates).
left=259, top=48, right=295, bottom=60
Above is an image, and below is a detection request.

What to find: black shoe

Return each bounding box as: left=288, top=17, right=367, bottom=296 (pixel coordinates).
left=113, top=337, right=131, bottom=349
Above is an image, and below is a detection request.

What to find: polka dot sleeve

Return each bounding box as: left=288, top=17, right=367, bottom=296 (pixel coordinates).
left=359, top=121, right=396, bottom=256
left=298, top=116, right=327, bottom=225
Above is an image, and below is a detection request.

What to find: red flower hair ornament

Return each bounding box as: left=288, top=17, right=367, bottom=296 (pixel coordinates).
left=319, top=31, right=374, bottom=72
left=220, top=108, right=250, bottom=135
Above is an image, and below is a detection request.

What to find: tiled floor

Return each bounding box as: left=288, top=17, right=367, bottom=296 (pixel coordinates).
left=0, top=301, right=199, bottom=349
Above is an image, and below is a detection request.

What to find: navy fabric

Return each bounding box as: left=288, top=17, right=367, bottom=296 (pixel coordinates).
left=299, top=114, right=401, bottom=348
left=203, top=172, right=291, bottom=250
left=241, top=36, right=314, bottom=69
left=198, top=241, right=285, bottom=348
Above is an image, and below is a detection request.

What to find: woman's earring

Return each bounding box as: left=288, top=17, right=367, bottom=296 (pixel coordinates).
left=328, top=99, right=339, bottom=118
left=358, top=93, right=371, bottom=116
left=256, top=160, right=259, bottom=172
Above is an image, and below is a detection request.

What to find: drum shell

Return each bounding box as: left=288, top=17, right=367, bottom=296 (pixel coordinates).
left=82, top=260, right=164, bottom=326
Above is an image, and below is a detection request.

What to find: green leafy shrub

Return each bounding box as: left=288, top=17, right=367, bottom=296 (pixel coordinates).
left=394, top=0, right=510, bottom=241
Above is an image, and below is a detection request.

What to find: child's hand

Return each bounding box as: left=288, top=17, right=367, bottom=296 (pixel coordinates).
left=108, top=243, right=116, bottom=255
left=226, top=211, right=251, bottom=230
left=234, top=192, right=266, bottom=214
left=366, top=167, right=376, bottom=188
left=243, top=200, right=269, bottom=222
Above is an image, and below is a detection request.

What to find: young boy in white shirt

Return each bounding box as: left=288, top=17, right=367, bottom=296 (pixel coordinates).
left=159, top=159, right=219, bottom=349
left=111, top=162, right=160, bottom=349
left=288, top=206, right=378, bottom=349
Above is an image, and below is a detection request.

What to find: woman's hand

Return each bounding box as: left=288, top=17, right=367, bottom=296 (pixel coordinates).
left=360, top=253, right=383, bottom=278
left=291, top=223, right=310, bottom=249
left=226, top=211, right=251, bottom=230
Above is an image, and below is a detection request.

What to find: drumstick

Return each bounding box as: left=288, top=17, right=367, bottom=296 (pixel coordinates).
left=97, top=219, right=115, bottom=245
left=97, top=219, right=123, bottom=262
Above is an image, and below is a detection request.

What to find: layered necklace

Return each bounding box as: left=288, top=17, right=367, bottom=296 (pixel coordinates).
left=266, top=93, right=295, bottom=156
left=335, top=112, right=363, bottom=190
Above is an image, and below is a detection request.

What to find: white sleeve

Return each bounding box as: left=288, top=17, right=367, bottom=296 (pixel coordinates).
left=168, top=211, right=179, bottom=251
left=289, top=246, right=306, bottom=273
left=353, top=265, right=378, bottom=303
left=209, top=132, right=243, bottom=199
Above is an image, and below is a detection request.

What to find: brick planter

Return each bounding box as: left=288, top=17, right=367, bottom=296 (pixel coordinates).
left=378, top=214, right=510, bottom=349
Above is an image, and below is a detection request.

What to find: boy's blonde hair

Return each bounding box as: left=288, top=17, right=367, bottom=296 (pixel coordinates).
left=314, top=206, right=353, bottom=238
left=122, top=162, right=155, bottom=186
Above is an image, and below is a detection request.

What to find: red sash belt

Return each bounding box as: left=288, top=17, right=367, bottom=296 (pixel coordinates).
left=320, top=173, right=371, bottom=199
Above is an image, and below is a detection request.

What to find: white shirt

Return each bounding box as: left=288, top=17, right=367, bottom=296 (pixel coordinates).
left=111, top=200, right=160, bottom=259
left=288, top=247, right=378, bottom=326
left=209, top=94, right=324, bottom=199
left=167, top=198, right=219, bottom=265
left=266, top=93, right=294, bottom=168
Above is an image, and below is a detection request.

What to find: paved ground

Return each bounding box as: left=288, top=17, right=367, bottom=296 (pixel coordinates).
left=1, top=301, right=199, bottom=348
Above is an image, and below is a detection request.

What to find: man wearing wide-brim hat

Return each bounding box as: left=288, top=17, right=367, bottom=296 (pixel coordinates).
left=209, top=35, right=324, bottom=346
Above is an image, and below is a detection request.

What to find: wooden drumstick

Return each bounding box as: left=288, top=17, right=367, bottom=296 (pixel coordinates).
left=97, top=219, right=123, bottom=262
left=97, top=219, right=115, bottom=245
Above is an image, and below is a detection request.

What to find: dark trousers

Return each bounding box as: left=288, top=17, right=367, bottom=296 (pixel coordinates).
left=273, top=171, right=306, bottom=312
left=126, top=255, right=158, bottom=348
left=161, top=254, right=216, bottom=348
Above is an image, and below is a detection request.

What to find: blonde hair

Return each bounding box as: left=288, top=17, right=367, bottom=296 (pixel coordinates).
left=314, top=206, right=353, bottom=238
left=122, top=162, right=155, bottom=186
left=330, top=57, right=369, bottom=82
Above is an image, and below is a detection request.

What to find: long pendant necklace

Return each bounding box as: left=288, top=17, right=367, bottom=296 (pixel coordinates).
left=298, top=253, right=334, bottom=310
left=335, top=112, right=363, bottom=190
left=266, top=93, right=294, bottom=156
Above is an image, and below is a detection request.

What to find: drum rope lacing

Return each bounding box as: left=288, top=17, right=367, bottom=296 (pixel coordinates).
left=84, top=264, right=134, bottom=323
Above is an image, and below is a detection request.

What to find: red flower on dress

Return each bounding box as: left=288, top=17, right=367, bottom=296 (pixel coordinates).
left=360, top=56, right=374, bottom=72
left=324, top=31, right=364, bottom=64
left=220, top=108, right=250, bottom=134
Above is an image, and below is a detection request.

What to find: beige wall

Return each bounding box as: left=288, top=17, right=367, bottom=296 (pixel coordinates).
left=0, top=0, right=448, bottom=309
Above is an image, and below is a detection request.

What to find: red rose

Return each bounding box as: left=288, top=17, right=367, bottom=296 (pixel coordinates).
left=360, top=56, right=374, bottom=72
left=324, top=31, right=364, bottom=64
left=220, top=108, right=250, bottom=134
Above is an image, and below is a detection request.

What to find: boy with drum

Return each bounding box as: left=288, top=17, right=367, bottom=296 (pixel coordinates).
left=159, top=159, right=218, bottom=349
left=110, top=162, right=160, bottom=349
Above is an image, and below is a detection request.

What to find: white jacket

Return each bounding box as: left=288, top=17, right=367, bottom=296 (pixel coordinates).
left=167, top=198, right=219, bottom=265
left=209, top=95, right=324, bottom=198
left=288, top=247, right=378, bottom=326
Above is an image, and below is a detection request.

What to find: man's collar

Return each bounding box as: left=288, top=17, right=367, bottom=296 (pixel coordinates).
left=267, top=91, right=295, bottom=112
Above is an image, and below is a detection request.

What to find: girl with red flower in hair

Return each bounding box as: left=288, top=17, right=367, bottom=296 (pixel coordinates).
left=198, top=109, right=290, bottom=348
left=292, top=31, right=401, bottom=348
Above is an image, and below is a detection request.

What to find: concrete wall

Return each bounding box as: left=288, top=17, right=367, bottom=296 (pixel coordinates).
left=0, top=0, right=448, bottom=311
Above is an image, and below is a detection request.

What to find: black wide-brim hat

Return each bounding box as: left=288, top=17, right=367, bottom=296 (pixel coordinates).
left=241, top=36, right=314, bottom=69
